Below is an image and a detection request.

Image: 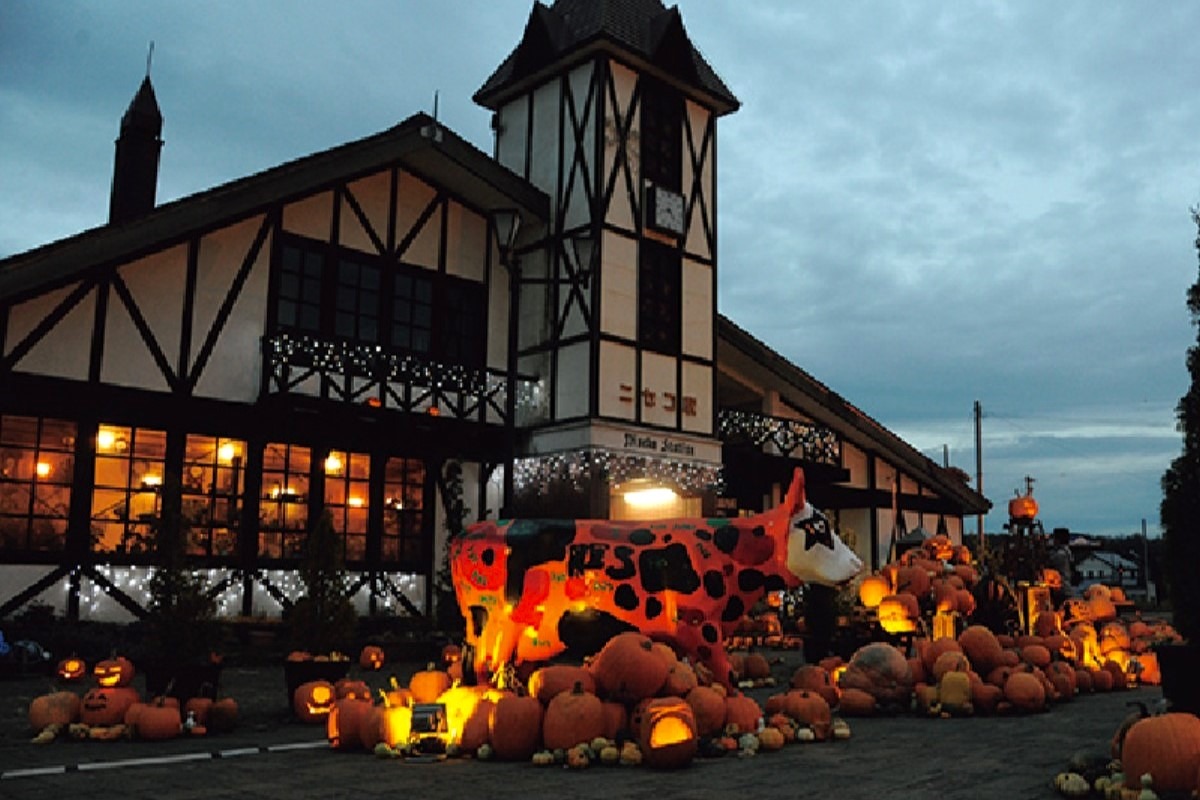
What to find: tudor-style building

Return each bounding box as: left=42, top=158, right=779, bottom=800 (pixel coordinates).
left=0, top=0, right=988, bottom=625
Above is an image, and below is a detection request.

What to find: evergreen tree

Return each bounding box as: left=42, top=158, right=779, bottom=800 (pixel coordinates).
left=1160, top=206, right=1200, bottom=643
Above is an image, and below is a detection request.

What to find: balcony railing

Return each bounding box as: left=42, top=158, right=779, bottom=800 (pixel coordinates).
left=717, top=408, right=840, bottom=466
left=263, top=331, right=544, bottom=425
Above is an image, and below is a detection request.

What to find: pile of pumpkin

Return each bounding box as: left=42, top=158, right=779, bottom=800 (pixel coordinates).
left=27, top=654, right=238, bottom=744
left=804, top=619, right=1175, bottom=721
left=857, top=534, right=983, bottom=634
left=298, top=632, right=852, bottom=769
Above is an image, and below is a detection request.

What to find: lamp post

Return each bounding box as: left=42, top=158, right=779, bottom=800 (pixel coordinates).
left=492, top=209, right=522, bottom=517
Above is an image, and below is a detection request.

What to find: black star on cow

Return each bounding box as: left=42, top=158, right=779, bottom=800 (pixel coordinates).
left=799, top=512, right=834, bottom=551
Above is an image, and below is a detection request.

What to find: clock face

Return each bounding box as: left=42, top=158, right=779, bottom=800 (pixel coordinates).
left=649, top=185, right=685, bottom=235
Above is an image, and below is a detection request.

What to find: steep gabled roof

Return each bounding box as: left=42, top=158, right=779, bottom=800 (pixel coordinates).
left=0, top=113, right=548, bottom=302
left=475, top=0, right=738, bottom=115
left=717, top=314, right=992, bottom=515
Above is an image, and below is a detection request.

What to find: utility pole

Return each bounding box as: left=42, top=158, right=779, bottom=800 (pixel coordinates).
left=974, top=400, right=984, bottom=552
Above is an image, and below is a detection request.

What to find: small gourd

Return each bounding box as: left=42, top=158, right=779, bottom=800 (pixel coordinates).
left=831, top=718, right=851, bottom=740
left=756, top=726, right=785, bottom=751
left=599, top=745, right=621, bottom=765
left=1136, top=774, right=1157, bottom=800
left=738, top=732, right=760, bottom=753
left=475, top=743, right=494, bottom=760
left=1054, top=772, right=1090, bottom=797
left=531, top=750, right=555, bottom=766
left=566, top=744, right=591, bottom=769
left=619, top=742, right=642, bottom=766
left=795, top=725, right=817, bottom=743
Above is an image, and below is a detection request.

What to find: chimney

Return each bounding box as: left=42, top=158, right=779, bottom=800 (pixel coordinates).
left=108, top=75, right=163, bottom=224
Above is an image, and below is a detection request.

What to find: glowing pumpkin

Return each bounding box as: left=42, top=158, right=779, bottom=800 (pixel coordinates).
left=293, top=680, right=336, bottom=723
left=93, top=655, right=136, bottom=688
left=57, top=656, right=87, bottom=683
left=858, top=574, right=891, bottom=609
left=1008, top=493, right=1038, bottom=520
left=633, top=697, right=698, bottom=769
left=358, top=645, right=385, bottom=671
left=80, top=686, right=140, bottom=727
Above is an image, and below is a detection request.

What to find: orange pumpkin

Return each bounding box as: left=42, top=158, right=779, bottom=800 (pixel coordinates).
left=29, top=690, right=81, bottom=730
left=488, top=693, right=542, bottom=760
left=590, top=632, right=670, bottom=702
left=1121, top=712, right=1200, bottom=792
left=722, top=693, right=763, bottom=734
left=1002, top=672, right=1045, bottom=712
left=634, top=697, right=698, bottom=769
left=684, top=685, right=726, bottom=736
left=293, top=680, right=336, bottom=723
left=358, top=645, right=385, bottom=671
left=135, top=698, right=182, bottom=741
left=56, top=656, right=87, bottom=683
left=836, top=687, right=877, bottom=716
left=527, top=664, right=596, bottom=704
left=184, top=696, right=213, bottom=726
left=789, top=664, right=840, bottom=707
left=783, top=690, right=831, bottom=740
left=958, top=626, right=1005, bottom=674
left=80, top=686, right=140, bottom=727
left=93, top=655, right=136, bottom=688
left=858, top=574, right=891, bottom=608
left=408, top=663, right=452, bottom=704
left=839, top=642, right=913, bottom=706
left=327, top=697, right=375, bottom=750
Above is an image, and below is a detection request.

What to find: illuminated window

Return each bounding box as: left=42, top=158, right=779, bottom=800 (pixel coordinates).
left=258, top=443, right=311, bottom=559
left=182, top=435, right=246, bottom=557
left=382, top=457, right=426, bottom=568
left=324, top=449, right=370, bottom=562
left=0, top=415, right=74, bottom=553
left=90, top=424, right=166, bottom=554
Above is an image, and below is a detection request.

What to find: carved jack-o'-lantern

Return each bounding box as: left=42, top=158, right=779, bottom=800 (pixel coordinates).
left=633, top=697, right=698, bottom=769
left=1008, top=492, right=1039, bottom=521
left=358, top=645, right=385, bottom=671
left=57, top=656, right=87, bottom=683
left=293, top=680, right=337, bottom=723
left=876, top=594, right=919, bottom=634
left=80, top=686, right=141, bottom=727
left=93, top=655, right=136, bottom=688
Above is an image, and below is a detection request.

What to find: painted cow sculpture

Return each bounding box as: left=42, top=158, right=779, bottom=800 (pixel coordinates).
left=450, top=468, right=863, bottom=688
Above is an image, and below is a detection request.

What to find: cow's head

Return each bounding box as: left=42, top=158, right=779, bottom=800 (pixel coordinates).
left=785, top=502, right=863, bottom=586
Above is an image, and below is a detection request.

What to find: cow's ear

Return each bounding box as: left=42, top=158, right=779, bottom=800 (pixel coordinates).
left=783, top=468, right=806, bottom=517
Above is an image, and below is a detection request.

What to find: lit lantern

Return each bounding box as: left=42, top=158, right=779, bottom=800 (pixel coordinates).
left=633, top=697, right=698, bottom=769
left=932, top=610, right=959, bottom=641
left=876, top=593, right=919, bottom=635
left=93, top=655, right=136, bottom=688
left=358, top=645, right=385, bottom=671
left=57, top=656, right=87, bottom=683
left=436, top=683, right=503, bottom=747
left=379, top=700, right=414, bottom=748
left=293, top=680, right=336, bottom=723
left=857, top=574, right=891, bottom=609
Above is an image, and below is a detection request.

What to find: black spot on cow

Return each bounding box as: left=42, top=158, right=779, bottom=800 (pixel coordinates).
left=614, top=583, right=640, bottom=612
left=701, top=623, right=719, bottom=644
left=695, top=528, right=712, bottom=541
left=764, top=574, right=787, bottom=593
left=737, top=569, right=765, bottom=593
left=703, top=569, right=727, bottom=600
left=713, top=526, right=739, bottom=554
left=502, top=520, right=577, bottom=601
left=606, top=545, right=637, bottom=581
left=481, top=548, right=495, bottom=566
left=629, top=528, right=655, bottom=546
left=637, top=543, right=701, bottom=594
left=645, top=596, right=663, bottom=620
left=721, top=596, right=745, bottom=623
left=663, top=533, right=672, bottom=543
left=558, top=610, right=636, bottom=660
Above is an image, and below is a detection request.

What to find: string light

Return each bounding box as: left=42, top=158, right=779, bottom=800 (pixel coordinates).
left=717, top=408, right=840, bottom=464
left=513, top=448, right=723, bottom=496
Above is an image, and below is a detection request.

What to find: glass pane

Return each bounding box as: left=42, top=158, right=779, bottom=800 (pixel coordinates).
left=0, top=415, right=37, bottom=447
left=0, top=482, right=31, bottom=514
left=40, top=419, right=76, bottom=452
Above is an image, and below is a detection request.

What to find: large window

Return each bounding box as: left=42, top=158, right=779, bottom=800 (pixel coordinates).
left=182, top=435, right=245, bottom=558
left=91, top=425, right=166, bottom=554
left=258, top=443, right=311, bottom=559
left=641, top=77, right=683, bottom=191
left=382, top=457, right=425, bottom=568
left=638, top=239, right=682, bottom=355
left=323, top=449, right=369, bottom=562
left=276, top=234, right=486, bottom=368
left=0, top=415, right=74, bottom=553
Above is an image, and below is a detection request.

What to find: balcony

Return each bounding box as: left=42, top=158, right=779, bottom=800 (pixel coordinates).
left=717, top=408, right=840, bottom=466
left=263, top=331, right=544, bottom=425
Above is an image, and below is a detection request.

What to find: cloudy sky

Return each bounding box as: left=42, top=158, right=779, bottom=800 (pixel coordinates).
left=2, top=2, right=1197, bottom=538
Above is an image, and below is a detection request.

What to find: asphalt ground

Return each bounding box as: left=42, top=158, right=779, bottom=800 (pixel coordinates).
left=0, top=653, right=1170, bottom=800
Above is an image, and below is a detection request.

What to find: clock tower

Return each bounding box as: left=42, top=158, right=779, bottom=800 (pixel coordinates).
left=476, top=0, right=739, bottom=516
